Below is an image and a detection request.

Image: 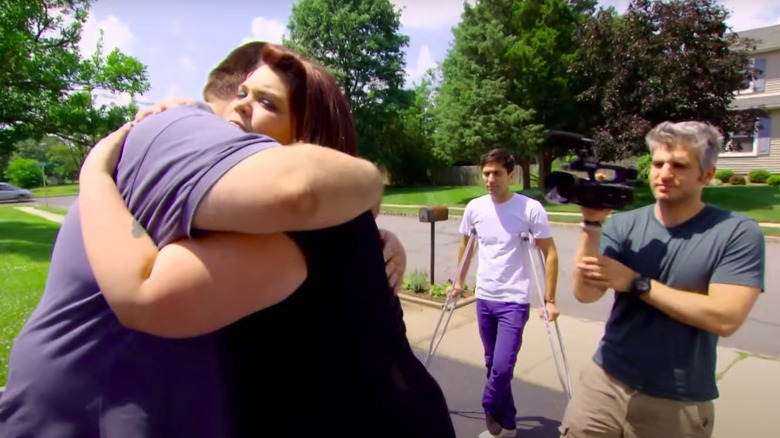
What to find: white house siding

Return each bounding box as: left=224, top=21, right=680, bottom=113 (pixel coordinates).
left=718, top=109, right=780, bottom=174
left=764, top=51, right=780, bottom=94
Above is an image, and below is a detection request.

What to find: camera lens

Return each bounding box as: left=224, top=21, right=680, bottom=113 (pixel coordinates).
left=543, top=171, right=578, bottom=204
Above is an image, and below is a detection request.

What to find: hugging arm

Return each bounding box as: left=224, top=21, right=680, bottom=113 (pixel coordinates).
left=80, top=109, right=399, bottom=336
left=191, top=142, right=383, bottom=235
left=79, top=124, right=307, bottom=338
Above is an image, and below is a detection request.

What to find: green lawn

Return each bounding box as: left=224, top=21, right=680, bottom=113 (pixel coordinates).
left=382, top=185, right=780, bottom=223
left=30, top=184, right=79, bottom=198
left=0, top=207, right=60, bottom=386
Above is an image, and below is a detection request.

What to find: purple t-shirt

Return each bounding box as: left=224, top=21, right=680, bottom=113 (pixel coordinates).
left=0, top=103, right=278, bottom=437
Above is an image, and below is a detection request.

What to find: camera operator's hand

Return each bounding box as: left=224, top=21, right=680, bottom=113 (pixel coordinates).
left=580, top=207, right=611, bottom=223
left=576, top=255, right=637, bottom=292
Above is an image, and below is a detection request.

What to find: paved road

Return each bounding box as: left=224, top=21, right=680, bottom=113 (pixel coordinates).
left=413, top=349, right=565, bottom=438
left=21, top=197, right=780, bottom=357
left=376, top=214, right=780, bottom=358
left=31, top=195, right=77, bottom=210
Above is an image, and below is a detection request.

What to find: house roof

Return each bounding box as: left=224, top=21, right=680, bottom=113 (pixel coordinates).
left=734, top=24, right=780, bottom=52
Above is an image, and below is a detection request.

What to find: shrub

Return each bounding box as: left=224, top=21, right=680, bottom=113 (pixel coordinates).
left=766, top=175, right=780, bottom=187
left=403, top=270, right=428, bottom=292
left=729, top=174, right=746, bottom=185
left=748, top=169, right=771, bottom=184
left=715, top=169, right=734, bottom=183
left=635, top=154, right=651, bottom=183
left=3, top=158, right=43, bottom=189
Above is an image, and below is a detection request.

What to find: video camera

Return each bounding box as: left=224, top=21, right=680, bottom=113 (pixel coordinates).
left=542, top=130, right=638, bottom=210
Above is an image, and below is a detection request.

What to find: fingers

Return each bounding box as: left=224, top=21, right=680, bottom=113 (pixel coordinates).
left=387, top=270, right=398, bottom=291
left=583, top=277, right=610, bottom=288
left=579, top=256, right=605, bottom=266
left=133, top=97, right=197, bottom=122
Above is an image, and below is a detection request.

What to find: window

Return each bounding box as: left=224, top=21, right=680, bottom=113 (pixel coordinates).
left=738, top=59, right=755, bottom=95
left=721, top=122, right=759, bottom=157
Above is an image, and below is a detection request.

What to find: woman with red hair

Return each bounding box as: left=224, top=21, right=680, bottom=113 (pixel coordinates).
left=77, top=42, right=455, bottom=437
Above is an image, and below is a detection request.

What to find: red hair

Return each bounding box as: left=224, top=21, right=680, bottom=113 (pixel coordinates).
left=203, top=42, right=357, bottom=156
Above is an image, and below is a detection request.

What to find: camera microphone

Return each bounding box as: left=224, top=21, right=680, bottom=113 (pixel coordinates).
left=543, top=130, right=594, bottom=148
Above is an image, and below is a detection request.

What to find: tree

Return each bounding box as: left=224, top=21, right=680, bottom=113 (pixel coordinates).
left=384, top=69, right=442, bottom=186
left=503, top=0, right=598, bottom=187
left=432, top=0, right=543, bottom=189
left=0, top=0, right=149, bottom=164
left=284, top=0, right=410, bottom=165
left=571, top=0, right=764, bottom=159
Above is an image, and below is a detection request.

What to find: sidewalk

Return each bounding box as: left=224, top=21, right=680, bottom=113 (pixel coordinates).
left=382, top=203, right=780, bottom=228
left=400, top=300, right=779, bottom=438
left=14, top=206, right=64, bottom=224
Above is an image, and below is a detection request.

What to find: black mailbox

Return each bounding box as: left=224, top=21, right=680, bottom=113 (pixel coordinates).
left=419, top=206, right=449, bottom=285
left=419, top=206, right=449, bottom=223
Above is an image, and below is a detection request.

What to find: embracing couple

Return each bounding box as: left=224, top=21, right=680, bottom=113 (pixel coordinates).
left=0, top=41, right=456, bottom=437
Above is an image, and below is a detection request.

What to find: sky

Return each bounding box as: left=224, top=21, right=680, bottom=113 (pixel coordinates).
left=83, top=0, right=780, bottom=108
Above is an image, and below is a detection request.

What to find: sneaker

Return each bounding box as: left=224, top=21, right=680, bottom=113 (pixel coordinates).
left=485, top=413, right=502, bottom=435
left=478, top=428, right=517, bottom=438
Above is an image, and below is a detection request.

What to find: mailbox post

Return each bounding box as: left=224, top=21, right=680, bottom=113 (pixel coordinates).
left=418, top=206, right=449, bottom=285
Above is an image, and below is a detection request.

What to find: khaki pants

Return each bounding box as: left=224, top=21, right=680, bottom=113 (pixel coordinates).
left=559, top=360, right=714, bottom=438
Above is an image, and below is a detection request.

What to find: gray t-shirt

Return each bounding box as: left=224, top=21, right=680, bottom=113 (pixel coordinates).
left=593, top=204, right=765, bottom=402
left=0, top=103, right=278, bottom=437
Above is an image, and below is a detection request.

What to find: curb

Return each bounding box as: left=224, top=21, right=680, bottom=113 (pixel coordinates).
left=398, top=293, right=477, bottom=309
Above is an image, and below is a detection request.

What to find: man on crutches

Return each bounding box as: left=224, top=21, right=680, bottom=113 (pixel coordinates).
left=448, top=148, right=560, bottom=438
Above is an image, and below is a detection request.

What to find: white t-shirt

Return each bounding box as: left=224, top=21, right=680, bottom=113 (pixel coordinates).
left=459, top=193, right=553, bottom=304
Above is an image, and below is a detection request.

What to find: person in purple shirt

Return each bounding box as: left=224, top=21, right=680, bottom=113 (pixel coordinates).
left=0, top=42, right=413, bottom=437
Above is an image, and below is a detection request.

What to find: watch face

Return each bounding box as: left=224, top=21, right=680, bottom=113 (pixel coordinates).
left=635, top=277, right=650, bottom=293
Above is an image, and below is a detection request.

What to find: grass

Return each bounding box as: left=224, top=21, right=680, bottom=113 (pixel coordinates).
left=0, top=206, right=61, bottom=386
left=382, top=184, right=780, bottom=223
left=30, top=184, right=79, bottom=198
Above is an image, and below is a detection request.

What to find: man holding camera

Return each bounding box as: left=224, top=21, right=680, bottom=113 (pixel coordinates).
left=450, top=148, right=560, bottom=438
left=560, top=121, right=765, bottom=438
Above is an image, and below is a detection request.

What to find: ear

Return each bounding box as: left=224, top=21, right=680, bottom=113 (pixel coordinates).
left=701, top=166, right=716, bottom=184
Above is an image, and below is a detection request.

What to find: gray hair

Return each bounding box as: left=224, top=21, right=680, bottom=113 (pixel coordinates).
left=644, top=121, right=724, bottom=172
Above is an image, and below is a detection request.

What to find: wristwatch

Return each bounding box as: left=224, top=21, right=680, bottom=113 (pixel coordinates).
left=629, top=276, right=651, bottom=296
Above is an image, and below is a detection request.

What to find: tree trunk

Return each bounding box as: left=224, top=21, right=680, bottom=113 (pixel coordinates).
left=517, top=157, right=531, bottom=190
left=537, top=149, right=553, bottom=190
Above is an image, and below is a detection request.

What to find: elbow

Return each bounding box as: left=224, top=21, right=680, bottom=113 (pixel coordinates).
left=365, top=164, right=384, bottom=204
left=714, top=320, right=741, bottom=338
left=109, top=292, right=196, bottom=339
left=289, top=179, right=320, bottom=221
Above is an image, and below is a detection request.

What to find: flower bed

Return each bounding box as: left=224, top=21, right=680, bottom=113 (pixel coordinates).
left=397, top=270, right=476, bottom=309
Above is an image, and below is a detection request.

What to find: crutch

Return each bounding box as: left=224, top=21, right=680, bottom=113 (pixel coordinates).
left=423, top=229, right=477, bottom=369
left=520, top=232, right=574, bottom=400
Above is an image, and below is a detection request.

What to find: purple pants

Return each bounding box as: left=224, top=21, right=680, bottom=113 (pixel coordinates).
left=476, top=298, right=530, bottom=430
